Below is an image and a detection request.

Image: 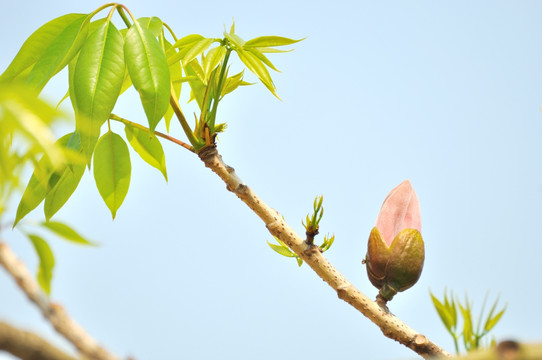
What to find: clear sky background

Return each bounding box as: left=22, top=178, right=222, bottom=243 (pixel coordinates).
left=1, top=1, right=542, bottom=359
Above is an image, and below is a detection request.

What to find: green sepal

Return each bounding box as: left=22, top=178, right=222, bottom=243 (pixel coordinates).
left=386, top=228, right=424, bottom=294
left=365, top=227, right=391, bottom=288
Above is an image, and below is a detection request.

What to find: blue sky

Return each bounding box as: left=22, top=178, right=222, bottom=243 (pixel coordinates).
left=1, top=1, right=542, bottom=359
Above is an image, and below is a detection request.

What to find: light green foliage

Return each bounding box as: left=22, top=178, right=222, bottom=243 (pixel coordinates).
left=125, top=18, right=171, bottom=132
left=0, top=86, right=92, bottom=294
left=268, top=196, right=334, bottom=266
left=93, top=131, right=131, bottom=219
left=0, top=13, right=87, bottom=83
left=41, top=221, right=97, bottom=246
left=1, top=3, right=300, bottom=291
left=27, top=234, right=55, bottom=294
left=431, top=290, right=506, bottom=355
left=124, top=124, right=167, bottom=181
left=73, top=19, right=125, bottom=163
left=26, top=14, right=90, bottom=94
left=302, top=195, right=324, bottom=234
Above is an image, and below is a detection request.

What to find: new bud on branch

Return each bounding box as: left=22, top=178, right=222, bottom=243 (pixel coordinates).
left=365, top=180, right=425, bottom=302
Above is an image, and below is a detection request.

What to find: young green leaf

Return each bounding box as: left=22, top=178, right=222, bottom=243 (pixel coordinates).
left=14, top=133, right=73, bottom=226
left=136, top=17, right=163, bottom=37
left=26, top=14, right=90, bottom=94
left=43, top=162, right=85, bottom=220
left=459, top=302, right=474, bottom=351
left=244, top=35, right=303, bottom=48
left=246, top=47, right=279, bottom=72
left=172, top=34, right=205, bottom=49
left=43, top=133, right=85, bottom=220
left=93, top=131, right=131, bottom=219
left=267, top=241, right=295, bottom=257
left=224, top=31, right=245, bottom=48
left=27, top=234, right=55, bottom=295
left=484, top=299, right=506, bottom=333
left=236, top=48, right=278, bottom=99
left=41, top=221, right=96, bottom=246
left=124, top=124, right=167, bottom=181
left=431, top=292, right=455, bottom=333
left=0, top=13, right=87, bottom=82
left=73, top=20, right=125, bottom=164
left=124, top=20, right=171, bottom=131
left=221, top=70, right=252, bottom=98
left=184, top=61, right=206, bottom=110
left=181, top=38, right=215, bottom=66
left=203, top=46, right=226, bottom=78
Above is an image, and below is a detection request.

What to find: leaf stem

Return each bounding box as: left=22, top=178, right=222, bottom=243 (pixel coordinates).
left=169, top=84, right=202, bottom=149
left=117, top=5, right=135, bottom=27
left=208, top=48, right=232, bottom=129
left=163, top=22, right=178, bottom=42
left=110, top=114, right=194, bottom=152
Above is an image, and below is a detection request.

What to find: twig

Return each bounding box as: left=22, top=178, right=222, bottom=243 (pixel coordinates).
left=0, top=241, right=119, bottom=360
left=198, top=145, right=452, bottom=359
left=0, top=320, right=77, bottom=360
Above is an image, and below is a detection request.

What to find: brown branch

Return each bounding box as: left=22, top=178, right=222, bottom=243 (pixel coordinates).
left=0, top=321, right=77, bottom=360
left=0, top=241, right=119, bottom=360
left=198, top=145, right=451, bottom=359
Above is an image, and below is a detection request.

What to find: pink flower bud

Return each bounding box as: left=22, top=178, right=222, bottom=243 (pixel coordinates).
left=376, top=180, right=421, bottom=246
left=365, top=180, right=425, bottom=301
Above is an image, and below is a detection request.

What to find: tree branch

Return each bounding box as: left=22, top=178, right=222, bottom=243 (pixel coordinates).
left=198, top=145, right=451, bottom=359
left=0, top=241, right=119, bottom=360
left=0, top=321, right=77, bottom=360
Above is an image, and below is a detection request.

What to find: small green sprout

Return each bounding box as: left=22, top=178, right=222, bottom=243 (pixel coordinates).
left=430, top=289, right=506, bottom=355
left=267, top=195, right=334, bottom=266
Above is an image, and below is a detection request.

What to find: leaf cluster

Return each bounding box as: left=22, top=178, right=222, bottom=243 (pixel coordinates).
left=1, top=3, right=301, bottom=222
left=0, top=3, right=301, bottom=294
left=430, top=290, right=506, bottom=355
left=267, top=195, right=334, bottom=266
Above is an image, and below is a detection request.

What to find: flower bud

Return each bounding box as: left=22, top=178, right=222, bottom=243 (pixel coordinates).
left=365, top=180, right=425, bottom=301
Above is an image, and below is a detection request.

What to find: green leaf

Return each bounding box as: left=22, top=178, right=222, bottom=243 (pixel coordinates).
left=484, top=308, right=505, bottom=333
left=125, top=20, right=171, bottom=131
left=244, top=35, right=303, bottom=48
left=93, top=131, right=131, bottom=219
left=266, top=241, right=295, bottom=257
left=136, top=17, right=163, bottom=37
left=256, top=47, right=293, bottom=54
left=172, top=34, right=205, bottom=49
left=181, top=38, right=215, bottom=66
left=296, top=257, right=303, bottom=267
left=484, top=300, right=506, bottom=333
left=184, top=61, right=206, bottom=109
left=73, top=20, right=125, bottom=164
left=236, top=48, right=279, bottom=99
left=221, top=70, right=252, bottom=97
left=431, top=292, right=455, bottom=333
left=224, top=31, right=245, bottom=48
left=459, top=302, right=474, bottom=351
left=26, top=14, right=90, bottom=94
left=41, top=221, right=95, bottom=246
left=0, top=13, right=86, bottom=82
left=124, top=124, right=167, bottom=181
left=27, top=234, right=55, bottom=295
left=203, top=46, right=226, bottom=78
left=13, top=133, right=73, bottom=226
left=246, top=47, right=280, bottom=72
left=1, top=86, right=65, bottom=168
left=43, top=133, right=85, bottom=220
